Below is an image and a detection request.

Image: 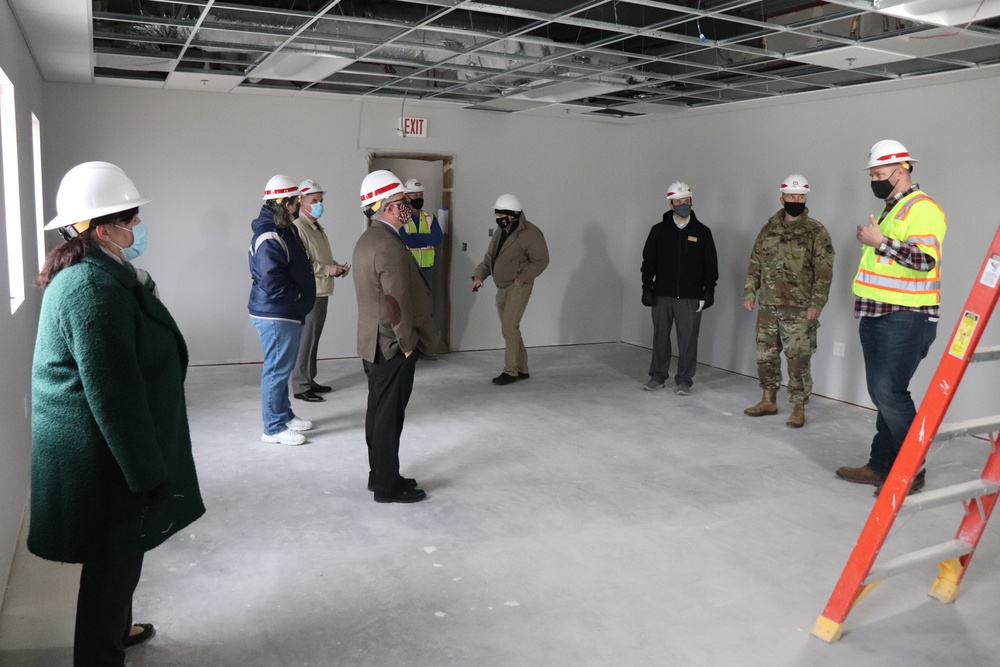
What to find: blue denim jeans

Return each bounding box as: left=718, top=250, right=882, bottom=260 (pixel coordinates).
left=859, top=310, right=937, bottom=477
left=252, top=317, right=302, bottom=435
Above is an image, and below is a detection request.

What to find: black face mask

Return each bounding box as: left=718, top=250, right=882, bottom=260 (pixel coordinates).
left=783, top=202, right=806, bottom=218
left=410, top=198, right=424, bottom=210
left=870, top=170, right=898, bottom=199
left=496, top=216, right=510, bottom=229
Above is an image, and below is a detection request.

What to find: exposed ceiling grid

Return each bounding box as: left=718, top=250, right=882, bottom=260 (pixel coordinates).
left=7, top=0, right=1000, bottom=121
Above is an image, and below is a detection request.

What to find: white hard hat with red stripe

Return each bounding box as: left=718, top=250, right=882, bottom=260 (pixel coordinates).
left=666, top=181, right=693, bottom=200
left=865, top=140, right=918, bottom=169
left=359, top=170, right=406, bottom=209
left=263, top=174, right=299, bottom=201
left=298, top=179, right=325, bottom=196
left=780, top=174, right=809, bottom=194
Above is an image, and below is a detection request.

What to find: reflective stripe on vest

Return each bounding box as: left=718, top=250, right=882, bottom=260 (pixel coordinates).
left=404, top=209, right=435, bottom=268
left=852, top=192, right=945, bottom=307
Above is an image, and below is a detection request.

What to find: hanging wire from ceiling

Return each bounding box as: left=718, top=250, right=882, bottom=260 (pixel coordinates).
left=912, top=0, right=987, bottom=39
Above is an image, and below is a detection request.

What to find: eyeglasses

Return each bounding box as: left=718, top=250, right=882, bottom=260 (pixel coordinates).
left=386, top=198, right=411, bottom=210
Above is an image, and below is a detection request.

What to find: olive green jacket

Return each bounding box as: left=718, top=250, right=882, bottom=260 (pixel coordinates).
left=29, top=249, right=205, bottom=563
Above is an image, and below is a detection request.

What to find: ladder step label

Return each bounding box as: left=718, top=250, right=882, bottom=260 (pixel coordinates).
left=949, top=311, right=979, bottom=360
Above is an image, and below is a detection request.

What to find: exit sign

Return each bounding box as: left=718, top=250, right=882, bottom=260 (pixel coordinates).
left=398, top=117, right=427, bottom=138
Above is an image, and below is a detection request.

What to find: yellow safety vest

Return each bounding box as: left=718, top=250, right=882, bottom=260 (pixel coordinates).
left=404, top=209, right=435, bottom=268
left=852, top=191, right=946, bottom=307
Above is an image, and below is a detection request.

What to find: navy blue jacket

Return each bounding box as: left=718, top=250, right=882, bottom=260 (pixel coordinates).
left=248, top=205, right=316, bottom=322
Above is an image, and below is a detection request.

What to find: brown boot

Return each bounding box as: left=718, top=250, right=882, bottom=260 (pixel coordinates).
left=786, top=403, right=804, bottom=428
left=744, top=389, right=778, bottom=417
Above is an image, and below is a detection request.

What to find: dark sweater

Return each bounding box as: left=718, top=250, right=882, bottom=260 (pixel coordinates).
left=641, top=211, right=718, bottom=300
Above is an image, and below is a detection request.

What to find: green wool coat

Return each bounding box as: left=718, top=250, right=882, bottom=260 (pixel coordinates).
left=29, top=249, right=205, bottom=563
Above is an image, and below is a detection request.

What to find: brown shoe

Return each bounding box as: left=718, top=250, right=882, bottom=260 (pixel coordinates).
left=786, top=404, right=804, bottom=428
left=873, top=476, right=926, bottom=497
left=835, top=464, right=885, bottom=486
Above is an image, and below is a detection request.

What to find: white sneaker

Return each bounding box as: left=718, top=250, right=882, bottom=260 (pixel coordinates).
left=262, top=429, right=306, bottom=446
left=286, top=417, right=313, bottom=432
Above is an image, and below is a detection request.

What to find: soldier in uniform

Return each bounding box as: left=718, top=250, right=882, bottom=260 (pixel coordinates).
left=743, top=174, right=835, bottom=427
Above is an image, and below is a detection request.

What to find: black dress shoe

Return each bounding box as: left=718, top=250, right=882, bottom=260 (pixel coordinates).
left=293, top=390, right=323, bottom=402
left=368, top=476, right=418, bottom=492
left=492, top=372, right=518, bottom=385
left=310, top=383, right=332, bottom=393
left=518, top=372, right=530, bottom=380
left=374, top=487, right=427, bottom=503
left=123, top=623, right=155, bottom=648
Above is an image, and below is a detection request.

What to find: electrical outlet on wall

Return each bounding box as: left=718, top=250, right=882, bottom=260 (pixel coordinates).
left=488, top=227, right=494, bottom=237
left=461, top=242, right=467, bottom=251
left=833, top=342, right=845, bottom=357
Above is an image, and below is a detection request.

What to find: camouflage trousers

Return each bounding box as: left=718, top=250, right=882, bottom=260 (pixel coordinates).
left=755, top=305, right=818, bottom=404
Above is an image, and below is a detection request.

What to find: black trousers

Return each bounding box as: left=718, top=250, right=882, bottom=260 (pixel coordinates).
left=74, top=553, right=144, bottom=667
left=363, top=347, right=419, bottom=497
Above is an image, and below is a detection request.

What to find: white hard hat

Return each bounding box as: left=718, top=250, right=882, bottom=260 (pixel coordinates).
left=666, top=182, right=693, bottom=200
left=263, top=174, right=299, bottom=201
left=359, top=170, right=406, bottom=209
left=45, top=161, right=151, bottom=231
left=865, top=140, right=918, bottom=170
left=298, top=179, right=324, bottom=196
left=780, top=174, right=810, bottom=194
left=494, top=194, right=521, bottom=213
left=404, top=178, right=424, bottom=194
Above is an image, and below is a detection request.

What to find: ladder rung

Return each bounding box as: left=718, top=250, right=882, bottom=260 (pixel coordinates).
left=865, top=539, right=973, bottom=584
left=899, top=479, right=1000, bottom=515
left=970, top=345, right=1000, bottom=362
left=936, top=415, right=1000, bottom=442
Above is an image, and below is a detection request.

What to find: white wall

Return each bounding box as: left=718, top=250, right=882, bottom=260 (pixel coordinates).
left=621, top=74, right=1000, bottom=421
left=0, top=0, right=44, bottom=608
left=41, top=85, right=631, bottom=363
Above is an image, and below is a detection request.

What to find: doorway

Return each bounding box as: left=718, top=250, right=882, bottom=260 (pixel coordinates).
left=368, top=151, right=454, bottom=351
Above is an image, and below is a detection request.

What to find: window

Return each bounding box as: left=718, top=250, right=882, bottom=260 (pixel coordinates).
left=32, top=113, right=43, bottom=273
left=0, top=65, right=24, bottom=313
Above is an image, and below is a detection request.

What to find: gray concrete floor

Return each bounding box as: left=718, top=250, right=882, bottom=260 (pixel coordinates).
left=1, top=343, right=999, bottom=667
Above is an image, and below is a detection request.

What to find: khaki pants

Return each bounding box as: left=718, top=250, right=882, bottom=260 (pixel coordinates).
left=495, top=282, right=533, bottom=375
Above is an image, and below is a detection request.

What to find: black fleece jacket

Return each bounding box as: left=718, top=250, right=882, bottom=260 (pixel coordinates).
left=641, top=210, right=719, bottom=301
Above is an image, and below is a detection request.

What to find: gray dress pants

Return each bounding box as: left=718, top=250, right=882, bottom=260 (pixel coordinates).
left=649, top=296, right=702, bottom=387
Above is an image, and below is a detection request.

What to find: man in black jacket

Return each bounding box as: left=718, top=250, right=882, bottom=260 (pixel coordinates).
left=640, top=181, right=719, bottom=395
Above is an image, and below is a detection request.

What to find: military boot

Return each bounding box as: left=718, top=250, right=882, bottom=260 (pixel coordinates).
left=786, top=403, right=805, bottom=428
left=744, top=389, right=778, bottom=417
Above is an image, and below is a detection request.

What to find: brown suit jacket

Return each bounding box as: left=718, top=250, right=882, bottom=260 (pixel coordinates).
left=353, top=220, right=440, bottom=363
left=473, top=215, right=549, bottom=287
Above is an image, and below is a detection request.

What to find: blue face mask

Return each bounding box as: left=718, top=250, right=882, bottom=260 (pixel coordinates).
left=114, top=221, right=148, bottom=261
left=308, top=202, right=324, bottom=219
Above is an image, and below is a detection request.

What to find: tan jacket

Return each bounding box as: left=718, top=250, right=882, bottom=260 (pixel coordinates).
left=352, top=220, right=441, bottom=362
left=292, top=215, right=339, bottom=297
left=473, top=215, right=549, bottom=287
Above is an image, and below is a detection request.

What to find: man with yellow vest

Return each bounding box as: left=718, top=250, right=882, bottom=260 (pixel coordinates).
left=399, top=179, right=444, bottom=284
left=836, top=140, right=946, bottom=495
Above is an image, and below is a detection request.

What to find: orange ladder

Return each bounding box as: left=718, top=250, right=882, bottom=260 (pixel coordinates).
left=813, top=224, right=1000, bottom=642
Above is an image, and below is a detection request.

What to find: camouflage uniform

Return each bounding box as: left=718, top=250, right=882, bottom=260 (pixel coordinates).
left=743, top=208, right=835, bottom=404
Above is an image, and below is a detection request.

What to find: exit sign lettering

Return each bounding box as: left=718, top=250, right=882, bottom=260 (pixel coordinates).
left=398, top=117, right=427, bottom=138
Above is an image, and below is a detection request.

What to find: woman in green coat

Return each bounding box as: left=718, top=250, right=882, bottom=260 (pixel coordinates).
left=30, top=162, right=205, bottom=666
